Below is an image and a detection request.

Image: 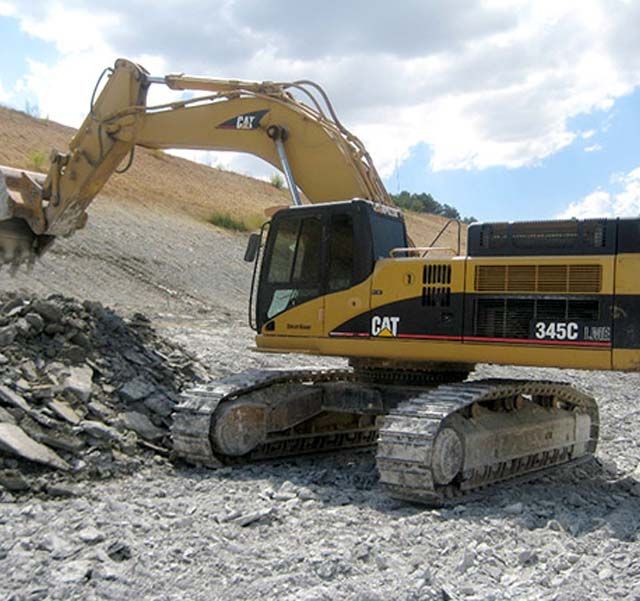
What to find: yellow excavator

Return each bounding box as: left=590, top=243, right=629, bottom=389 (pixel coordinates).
left=2, top=58, right=636, bottom=504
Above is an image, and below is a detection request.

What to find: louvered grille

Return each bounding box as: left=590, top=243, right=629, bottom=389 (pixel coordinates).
left=537, top=266, right=567, bottom=292
left=569, top=265, right=603, bottom=292
left=473, top=298, right=600, bottom=339
left=475, top=265, right=507, bottom=291
left=422, top=263, right=451, bottom=307
left=475, top=264, right=601, bottom=293
left=506, top=265, right=536, bottom=292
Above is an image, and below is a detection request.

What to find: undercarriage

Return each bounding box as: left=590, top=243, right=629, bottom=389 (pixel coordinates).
left=171, top=366, right=598, bottom=505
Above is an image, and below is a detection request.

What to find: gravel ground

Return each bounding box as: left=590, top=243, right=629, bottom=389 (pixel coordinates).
left=1, top=202, right=640, bottom=600
left=2, top=323, right=639, bottom=601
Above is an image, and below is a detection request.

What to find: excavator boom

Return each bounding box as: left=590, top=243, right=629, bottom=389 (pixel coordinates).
left=0, top=58, right=389, bottom=263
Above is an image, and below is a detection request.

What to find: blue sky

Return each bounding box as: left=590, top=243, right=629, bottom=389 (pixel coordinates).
left=388, top=89, right=640, bottom=221
left=1, top=2, right=639, bottom=222
left=0, top=14, right=55, bottom=108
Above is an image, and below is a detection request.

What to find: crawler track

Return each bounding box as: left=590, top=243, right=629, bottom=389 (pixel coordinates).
left=377, top=379, right=599, bottom=505
left=172, top=368, right=375, bottom=467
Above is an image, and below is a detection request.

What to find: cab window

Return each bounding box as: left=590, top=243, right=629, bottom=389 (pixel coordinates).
left=328, top=214, right=354, bottom=292
left=265, top=216, right=323, bottom=319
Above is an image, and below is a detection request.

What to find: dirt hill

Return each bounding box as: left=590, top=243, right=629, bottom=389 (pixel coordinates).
left=0, top=105, right=464, bottom=249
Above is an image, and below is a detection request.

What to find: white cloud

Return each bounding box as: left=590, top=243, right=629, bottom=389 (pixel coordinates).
left=8, top=4, right=172, bottom=127
left=4, top=1, right=640, bottom=178
left=584, top=143, right=602, bottom=152
left=0, top=1, right=15, bottom=17
left=558, top=166, right=640, bottom=218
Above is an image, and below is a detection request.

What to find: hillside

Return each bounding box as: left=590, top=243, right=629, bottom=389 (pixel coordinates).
left=0, top=106, right=465, bottom=250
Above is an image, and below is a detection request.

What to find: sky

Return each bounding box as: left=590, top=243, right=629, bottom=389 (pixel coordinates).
left=0, top=0, right=638, bottom=222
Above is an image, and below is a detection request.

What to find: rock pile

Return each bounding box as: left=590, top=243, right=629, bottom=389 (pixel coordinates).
left=0, top=292, right=205, bottom=495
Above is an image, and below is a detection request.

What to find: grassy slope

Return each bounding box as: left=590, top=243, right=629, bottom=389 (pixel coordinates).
left=0, top=106, right=465, bottom=249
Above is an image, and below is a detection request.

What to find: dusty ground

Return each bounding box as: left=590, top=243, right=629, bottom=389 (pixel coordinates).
left=0, top=109, right=638, bottom=600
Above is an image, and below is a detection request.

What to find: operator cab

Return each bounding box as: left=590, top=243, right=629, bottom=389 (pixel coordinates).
left=247, top=200, right=407, bottom=331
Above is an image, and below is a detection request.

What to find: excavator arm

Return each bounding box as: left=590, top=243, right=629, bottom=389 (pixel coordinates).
left=0, top=58, right=390, bottom=264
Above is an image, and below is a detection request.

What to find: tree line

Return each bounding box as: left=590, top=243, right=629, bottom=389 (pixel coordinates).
left=390, top=191, right=476, bottom=224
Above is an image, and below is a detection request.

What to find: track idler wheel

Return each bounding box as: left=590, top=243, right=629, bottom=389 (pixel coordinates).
left=431, top=427, right=463, bottom=485
left=210, top=402, right=267, bottom=456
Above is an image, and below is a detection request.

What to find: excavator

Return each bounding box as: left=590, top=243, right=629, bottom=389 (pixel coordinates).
left=1, top=58, right=636, bottom=505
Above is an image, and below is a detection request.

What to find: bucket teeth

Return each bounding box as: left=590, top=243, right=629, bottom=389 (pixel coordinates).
left=0, top=170, right=55, bottom=271
left=0, top=218, right=40, bottom=272
left=0, top=218, right=55, bottom=275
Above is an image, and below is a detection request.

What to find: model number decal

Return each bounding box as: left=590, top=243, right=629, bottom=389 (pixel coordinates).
left=531, top=321, right=611, bottom=343
left=534, top=321, right=579, bottom=341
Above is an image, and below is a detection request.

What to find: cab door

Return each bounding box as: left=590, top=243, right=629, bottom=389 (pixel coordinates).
left=257, top=211, right=326, bottom=337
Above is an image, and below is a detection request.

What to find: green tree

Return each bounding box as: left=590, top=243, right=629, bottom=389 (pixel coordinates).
left=390, top=190, right=475, bottom=222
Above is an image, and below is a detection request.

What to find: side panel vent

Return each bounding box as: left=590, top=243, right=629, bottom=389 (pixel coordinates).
left=475, top=264, right=602, bottom=293
left=473, top=298, right=601, bottom=339
left=422, top=264, right=451, bottom=307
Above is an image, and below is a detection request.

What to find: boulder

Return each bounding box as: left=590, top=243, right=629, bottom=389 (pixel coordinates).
left=32, top=299, right=63, bottom=323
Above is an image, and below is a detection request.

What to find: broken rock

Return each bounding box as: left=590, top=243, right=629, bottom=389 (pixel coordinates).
left=0, top=325, right=17, bottom=347
left=107, top=540, right=132, bottom=562
left=78, top=526, right=105, bottom=545
left=119, top=377, right=156, bottom=403
left=122, top=411, right=165, bottom=440
left=54, top=560, right=93, bottom=585
left=144, top=392, right=176, bottom=417
left=46, top=483, right=79, bottom=498
left=24, top=312, right=45, bottom=334
left=0, top=423, right=70, bottom=470
left=47, top=399, right=82, bottom=425
left=235, top=507, right=274, bottom=527
left=32, top=299, right=63, bottom=323
left=63, top=366, right=94, bottom=403
left=79, top=420, right=122, bottom=443
left=0, top=406, right=17, bottom=425
left=0, top=385, right=31, bottom=413
left=0, top=469, right=30, bottom=492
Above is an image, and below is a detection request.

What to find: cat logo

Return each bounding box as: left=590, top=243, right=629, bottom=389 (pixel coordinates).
left=217, top=109, right=269, bottom=130
left=371, top=315, right=400, bottom=337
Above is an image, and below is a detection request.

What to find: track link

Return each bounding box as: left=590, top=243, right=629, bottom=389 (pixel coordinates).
left=376, top=378, right=599, bottom=505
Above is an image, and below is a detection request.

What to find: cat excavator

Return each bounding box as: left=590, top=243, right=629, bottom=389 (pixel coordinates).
left=2, top=58, right=637, bottom=504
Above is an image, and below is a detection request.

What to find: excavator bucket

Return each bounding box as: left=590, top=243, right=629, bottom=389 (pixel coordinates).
left=0, top=169, right=53, bottom=271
